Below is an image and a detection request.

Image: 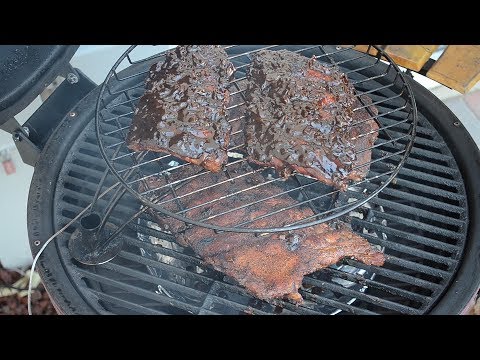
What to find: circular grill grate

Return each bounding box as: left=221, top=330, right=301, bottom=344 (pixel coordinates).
left=95, top=45, right=418, bottom=233
left=46, top=86, right=467, bottom=314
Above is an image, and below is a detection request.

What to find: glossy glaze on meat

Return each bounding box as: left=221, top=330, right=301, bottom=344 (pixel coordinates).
left=145, top=165, right=385, bottom=303
left=126, top=45, right=235, bottom=172
left=245, top=50, right=379, bottom=190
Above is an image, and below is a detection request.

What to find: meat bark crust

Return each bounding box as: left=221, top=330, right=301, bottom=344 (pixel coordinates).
left=144, top=166, right=385, bottom=303
left=245, top=50, right=379, bottom=190
left=126, top=45, right=235, bottom=173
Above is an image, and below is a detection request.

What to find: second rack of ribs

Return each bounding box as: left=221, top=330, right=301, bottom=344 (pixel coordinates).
left=143, top=165, right=385, bottom=303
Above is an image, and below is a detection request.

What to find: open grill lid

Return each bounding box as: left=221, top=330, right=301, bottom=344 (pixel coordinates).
left=0, top=45, right=78, bottom=126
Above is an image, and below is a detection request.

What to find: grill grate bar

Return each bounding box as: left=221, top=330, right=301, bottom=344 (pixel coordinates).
left=302, top=277, right=421, bottom=314
left=370, top=171, right=463, bottom=202
left=60, top=189, right=137, bottom=216
left=107, top=81, right=147, bottom=97
left=321, top=267, right=431, bottom=304
left=282, top=180, right=397, bottom=227
left=178, top=178, right=284, bottom=218
left=359, top=232, right=458, bottom=267
left=368, top=196, right=466, bottom=227
left=352, top=149, right=407, bottom=171
left=382, top=165, right=462, bottom=188
left=297, top=291, right=378, bottom=315
left=369, top=210, right=464, bottom=240
left=385, top=256, right=451, bottom=279
left=199, top=282, right=275, bottom=315
left=356, top=134, right=412, bottom=155
left=108, top=255, right=210, bottom=298
left=358, top=221, right=460, bottom=254
left=375, top=115, right=435, bottom=137
left=227, top=45, right=280, bottom=61
left=124, top=235, right=209, bottom=265
left=79, top=267, right=203, bottom=314
left=362, top=185, right=463, bottom=214
left=118, top=250, right=214, bottom=283
left=345, top=58, right=389, bottom=77
left=87, top=288, right=168, bottom=315
left=102, top=111, right=135, bottom=124
left=132, top=158, right=243, bottom=191
left=392, top=145, right=453, bottom=163
left=389, top=151, right=460, bottom=176
left=344, top=259, right=441, bottom=291
left=138, top=160, right=256, bottom=196
left=392, top=133, right=448, bottom=149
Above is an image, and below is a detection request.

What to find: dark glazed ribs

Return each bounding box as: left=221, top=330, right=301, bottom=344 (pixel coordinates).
left=146, top=165, right=385, bottom=303
left=126, top=45, right=235, bottom=173
left=245, top=50, right=379, bottom=190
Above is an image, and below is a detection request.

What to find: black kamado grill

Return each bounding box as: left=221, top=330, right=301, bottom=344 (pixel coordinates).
left=1, top=45, right=479, bottom=314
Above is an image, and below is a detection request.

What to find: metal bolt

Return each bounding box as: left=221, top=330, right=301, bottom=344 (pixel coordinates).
left=13, top=133, right=20, bottom=142
left=336, top=46, right=342, bottom=51
left=69, top=112, right=77, bottom=117
left=34, top=240, right=41, bottom=246
left=453, top=121, right=461, bottom=127
left=67, top=73, right=79, bottom=84
left=22, top=126, right=30, bottom=136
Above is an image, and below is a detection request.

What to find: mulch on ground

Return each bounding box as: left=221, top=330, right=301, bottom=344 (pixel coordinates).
left=0, top=262, right=56, bottom=315
left=1, top=261, right=478, bottom=315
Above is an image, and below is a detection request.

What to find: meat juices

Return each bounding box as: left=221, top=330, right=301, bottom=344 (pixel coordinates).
left=126, top=45, right=235, bottom=173
left=245, top=50, right=379, bottom=190
left=145, top=165, right=385, bottom=303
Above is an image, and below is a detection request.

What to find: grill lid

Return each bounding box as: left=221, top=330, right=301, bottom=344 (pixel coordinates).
left=0, top=45, right=78, bottom=126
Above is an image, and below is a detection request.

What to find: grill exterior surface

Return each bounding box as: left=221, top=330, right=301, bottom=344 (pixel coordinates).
left=27, top=46, right=477, bottom=315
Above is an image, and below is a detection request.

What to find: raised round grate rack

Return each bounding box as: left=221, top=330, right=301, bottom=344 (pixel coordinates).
left=94, top=45, right=418, bottom=233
